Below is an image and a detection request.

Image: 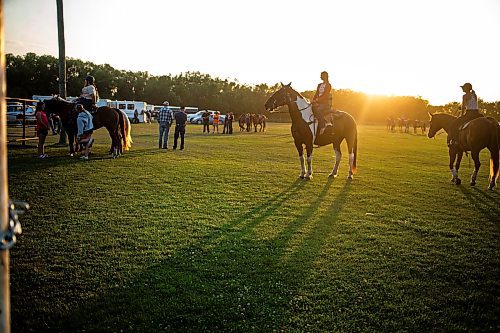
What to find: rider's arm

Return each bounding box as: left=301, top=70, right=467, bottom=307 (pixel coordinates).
left=461, top=94, right=467, bottom=115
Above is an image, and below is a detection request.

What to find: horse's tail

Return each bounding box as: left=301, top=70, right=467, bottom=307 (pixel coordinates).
left=118, top=109, right=132, bottom=150
left=490, top=121, right=499, bottom=184
left=352, top=132, right=358, bottom=173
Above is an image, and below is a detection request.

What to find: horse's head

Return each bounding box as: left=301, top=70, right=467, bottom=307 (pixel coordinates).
left=428, top=112, right=456, bottom=138
left=43, top=96, right=75, bottom=119
left=264, top=83, right=295, bottom=112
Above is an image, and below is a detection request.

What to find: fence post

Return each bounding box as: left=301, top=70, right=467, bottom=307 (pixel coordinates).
left=56, top=0, right=67, bottom=145
left=0, top=0, right=12, bottom=331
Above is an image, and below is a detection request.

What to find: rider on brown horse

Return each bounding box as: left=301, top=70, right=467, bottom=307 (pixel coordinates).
left=448, top=82, right=483, bottom=147
left=74, top=75, right=99, bottom=112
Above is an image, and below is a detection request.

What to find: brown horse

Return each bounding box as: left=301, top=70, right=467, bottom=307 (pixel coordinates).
left=428, top=112, right=499, bottom=190
left=412, top=120, right=426, bottom=134
left=43, top=97, right=132, bottom=157
left=251, top=113, right=267, bottom=132
left=238, top=114, right=246, bottom=131
left=265, top=83, right=357, bottom=180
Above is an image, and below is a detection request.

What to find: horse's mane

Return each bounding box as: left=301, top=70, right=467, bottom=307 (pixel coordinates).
left=52, top=95, right=71, bottom=103
left=287, top=85, right=310, bottom=103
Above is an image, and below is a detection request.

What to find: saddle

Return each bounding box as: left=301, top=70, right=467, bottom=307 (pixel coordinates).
left=72, top=101, right=97, bottom=114
left=324, top=110, right=343, bottom=124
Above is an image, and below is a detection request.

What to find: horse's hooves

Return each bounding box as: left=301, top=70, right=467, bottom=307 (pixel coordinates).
left=455, top=178, right=462, bottom=185
left=328, top=173, right=338, bottom=178
left=347, top=175, right=353, bottom=180
left=470, top=182, right=476, bottom=187
left=305, top=175, right=312, bottom=180
left=299, top=175, right=305, bottom=179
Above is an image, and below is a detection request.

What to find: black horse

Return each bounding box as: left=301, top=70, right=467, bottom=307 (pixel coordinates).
left=265, top=83, right=358, bottom=180
left=43, top=97, right=132, bottom=157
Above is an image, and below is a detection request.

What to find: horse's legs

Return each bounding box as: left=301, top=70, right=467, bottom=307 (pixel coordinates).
left=68, top=130, right=75, bottom=156
left=348, top=153, right=355, bottom=180
left=305, top=144, right=313, bottom=180
left=448, top=148, right=460, bottom=184
left=346, top=139, right=356, bottom=180
left=296, top=143, right=306, bottom=179
left=488, top=147, right=499, bottom=190
left=329, top=146, right=342, bottom=178
left=470, top=150, right=481, bottom=186
left=106, top=126, right=121, bottom=158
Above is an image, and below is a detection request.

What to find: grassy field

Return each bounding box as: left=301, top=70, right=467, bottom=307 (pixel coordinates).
left=7, top=123, right=499, bottom=332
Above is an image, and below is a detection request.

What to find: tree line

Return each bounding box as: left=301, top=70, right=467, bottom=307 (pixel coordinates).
left=6, top=53, right=499, bottom=122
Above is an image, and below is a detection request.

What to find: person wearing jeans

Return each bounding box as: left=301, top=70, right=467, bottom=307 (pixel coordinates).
left=173, top=106, right=187, bottom=151
left=157, top=101, right=173, bottom=149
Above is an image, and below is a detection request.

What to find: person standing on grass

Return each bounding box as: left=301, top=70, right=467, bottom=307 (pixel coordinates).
left=212, top=111, right=220, bottom=134
left=223, top=112, right=229, bottom=134
left=227, top=112, right=234, bottom=134
left=35, top=101, right=49, bottom=158
left=76, top=104, right=94, bottom=160
left=173, top=106, right=187, bottom=151
left=202, top=110, right=210, bottom=133
left=158, top=101, right=173, bottom=149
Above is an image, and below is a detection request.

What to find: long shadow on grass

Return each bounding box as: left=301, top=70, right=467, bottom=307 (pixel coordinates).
left=24, top=180, right=352, bottom=332
left=458, top=185, right=500, bottom=223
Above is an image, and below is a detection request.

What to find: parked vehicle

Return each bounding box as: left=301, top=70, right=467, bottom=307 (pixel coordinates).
left=189, top=110, right=225, bottom=125
left=6, top=103, right=35, bottom=125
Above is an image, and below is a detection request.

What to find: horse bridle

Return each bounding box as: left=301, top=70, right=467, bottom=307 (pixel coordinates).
left=268, top=88, right=312, bottom=117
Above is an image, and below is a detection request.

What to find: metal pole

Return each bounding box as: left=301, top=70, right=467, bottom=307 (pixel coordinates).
left=0, top=0, right=12, bottom=331
left=56, top=0, right=67, bottom=144
left=21, top=101, right=26, bottom=147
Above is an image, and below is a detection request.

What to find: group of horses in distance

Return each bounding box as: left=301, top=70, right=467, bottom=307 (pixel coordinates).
left=387, top=117, right=427, bottom=134
left=238, top=113, right=268, bottom=132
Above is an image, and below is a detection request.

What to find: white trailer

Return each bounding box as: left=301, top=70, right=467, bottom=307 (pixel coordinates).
left=108, top=100, right=148, bottom=123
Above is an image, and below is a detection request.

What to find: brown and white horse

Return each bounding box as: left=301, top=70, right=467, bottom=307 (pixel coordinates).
left=265, top=83, right=357, bottom=180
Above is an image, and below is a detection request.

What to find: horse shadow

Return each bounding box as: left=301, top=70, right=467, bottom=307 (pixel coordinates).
left=458, top=185, right=500, bottom=223
left=22, top=179, right=354, bottom=332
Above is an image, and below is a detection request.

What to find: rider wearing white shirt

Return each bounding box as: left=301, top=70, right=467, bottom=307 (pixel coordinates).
left=448, top=82, right=483, bottom=146
left=76, top=75, right=98, bottom=112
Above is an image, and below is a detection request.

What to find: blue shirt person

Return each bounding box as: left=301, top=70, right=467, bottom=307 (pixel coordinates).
left=76, top=104, right=94, bottom=160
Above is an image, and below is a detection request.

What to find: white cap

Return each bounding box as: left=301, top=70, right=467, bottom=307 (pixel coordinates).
left=163, top=101, right=169, bottom=106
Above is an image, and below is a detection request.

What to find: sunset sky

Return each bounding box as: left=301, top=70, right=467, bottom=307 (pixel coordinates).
left=4, top=0, right=500, bottom=105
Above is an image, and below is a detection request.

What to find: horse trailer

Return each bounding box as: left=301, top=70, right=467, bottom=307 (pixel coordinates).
left=106, top=100, right=148, bottom=123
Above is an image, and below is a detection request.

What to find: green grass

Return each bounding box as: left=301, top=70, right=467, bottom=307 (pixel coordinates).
left=7, top=123, right=500, bottom=332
